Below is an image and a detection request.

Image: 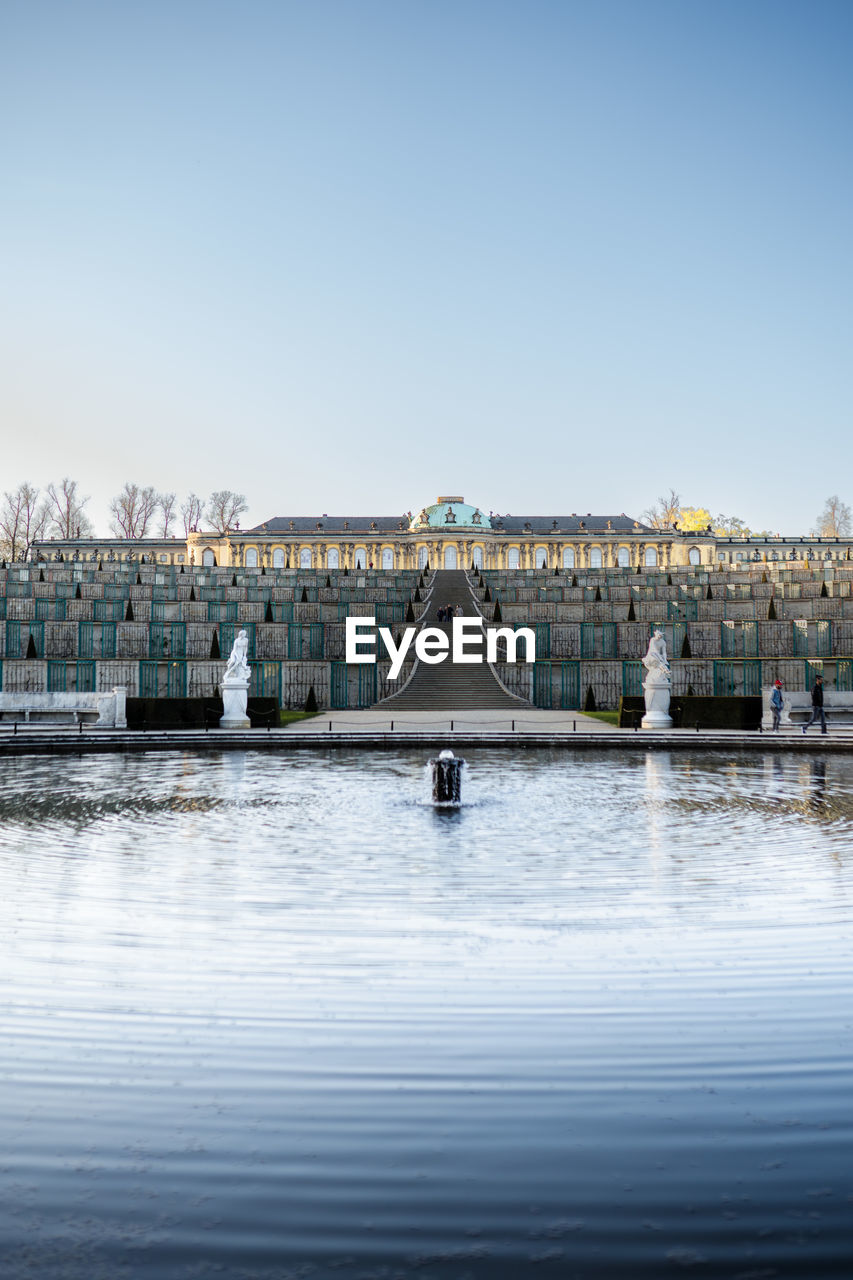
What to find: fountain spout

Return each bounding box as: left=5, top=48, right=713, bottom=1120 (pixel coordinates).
left=429, top=749, right=465, bottom=805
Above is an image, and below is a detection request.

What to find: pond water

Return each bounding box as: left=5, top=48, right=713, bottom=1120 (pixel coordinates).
left=1, top=748, right=852, bottom=1279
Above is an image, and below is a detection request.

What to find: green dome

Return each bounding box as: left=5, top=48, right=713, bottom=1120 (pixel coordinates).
left=410, top=498, right=491, bottom=531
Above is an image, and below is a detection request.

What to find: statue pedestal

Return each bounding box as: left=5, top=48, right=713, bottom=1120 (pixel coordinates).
left=219, top=676, right=251, bottom=729
left=641, top=677, right=673, bottom=729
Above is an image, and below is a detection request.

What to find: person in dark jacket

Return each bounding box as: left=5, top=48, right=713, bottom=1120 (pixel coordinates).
left=802, top=675, right=827, bottom=734
left=769, top=679, right=784, bottom=732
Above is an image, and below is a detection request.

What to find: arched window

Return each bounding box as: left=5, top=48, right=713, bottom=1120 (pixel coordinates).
left=507, top=547, right=520, bottom=570
left=472, top=546, right=483, bottom=569
left=825, top=550, right=833, bottom=560
left=202, top=549, right=215, bottom=567
left=535, top=547, right=548, bottom=568
left=327, top=547, right=339, bottom=569
left=245, top=547, right=258, bottom=568
left=272, top=548, right=285, bottom=568
left=688, top=547, right=701, bottom=566
left=444, top=545, right=458, bottom=569
left=589, top=546, right=603, bottom=568
left=300, top=548, right=312, bottom=569
left=617, top=547, right=630, bottom=568
left=644, top=547, right=658, bottom=567
left=381, top=548, right=393, bottom=570
left=355, top=547, right=366, bottom=569
left=418, top=547, right=429, bottom=569
left=562, top=547, right=575, bottom=568
left=770, top=552, right=778, bottom=561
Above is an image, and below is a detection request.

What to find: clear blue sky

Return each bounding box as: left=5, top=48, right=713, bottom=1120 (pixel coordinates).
left=2, top=0, right=851, bottom=534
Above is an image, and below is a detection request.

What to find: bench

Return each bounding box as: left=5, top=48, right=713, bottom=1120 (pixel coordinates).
left=0, top=687, right=127, bottom=728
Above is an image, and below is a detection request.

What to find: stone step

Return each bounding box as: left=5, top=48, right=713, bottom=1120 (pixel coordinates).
left=379, top=571, right=527, bottom=710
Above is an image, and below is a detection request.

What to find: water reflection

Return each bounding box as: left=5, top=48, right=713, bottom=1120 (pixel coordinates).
left=0, top=749, right=852, bottom=1279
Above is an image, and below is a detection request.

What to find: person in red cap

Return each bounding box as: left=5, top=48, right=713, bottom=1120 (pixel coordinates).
left=770, top=679, right=784, bottom=732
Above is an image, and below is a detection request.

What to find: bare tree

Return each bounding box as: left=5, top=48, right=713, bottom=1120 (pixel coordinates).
left=813, top=495, right=852, bottom=538
left=0, top=482, right=50, bottom=560
left=641, top=488, right=682, bottom=530
left=109, top=482, right=159, bottom=538
left=180, top=492, right=204, bottom=536
left=206, top=490, right=248, bottom=535
left=45, top=478, right=94, bottom=539
left=158, top=491, right=177, bottom=538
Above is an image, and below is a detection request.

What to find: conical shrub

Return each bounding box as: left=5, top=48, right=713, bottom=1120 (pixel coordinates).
left=768, top=597, right=777, bottom=620
left=627, top=598, right=636, bottom=622
left=265, top=599, right=274, bottom=621
left=304, top=685, right=318, bottom=712
left=583, top=685, right=596, bottom=712
left=680, top=632, right=692, bottom=659
left=209, top=630, right=220, bottom=660
left=26, top=632, right=38, bottom=659
left=125, top=599, right=134, bottom=621
left=493, top=601, right=502, bottom=622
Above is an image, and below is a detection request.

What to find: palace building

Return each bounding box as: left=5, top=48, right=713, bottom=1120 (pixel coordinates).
left=31, top=496, right=853, bottom=570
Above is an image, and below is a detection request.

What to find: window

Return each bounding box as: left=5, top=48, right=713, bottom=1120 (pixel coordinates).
left=245, top=548, right=258, bottom=568
left=444, top=545, right=458, bottom=569
left=736, top=551, right=744, bottom=561
left=536, top=548, right=548, bottom=568
left=617, top=547, right=630, bottom=568
left=717, top=551, right=727, bottom=562
left=418, top=547, right=429, bottom=569
left=177, top=554, right=185, bottom=563
left=589, top=547, right=603, bottom=568
left=770, top=552, right=778, bottom=561
left=562, top=547, right=575, bottom=568
left=644, top=547, right=658, bottom=567
left=300, top=548, right=312, bottom=568
left=327, top=547, right=339, bottom=569
left=381, top=548, right=393, bottom=569
left=472, top=546, right=483, bottom=569
left=688, top=547, right=701, bottom=566
left=355, top=547, right=366, bottom=569
left=508, top=547, right=520, bottom=569
left=272, top=548, right=285, bottom=568
left=202, top=549, right=215, bottom=567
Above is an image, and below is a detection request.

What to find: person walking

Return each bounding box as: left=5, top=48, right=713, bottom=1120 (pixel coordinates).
left=802, top=674, right=827, bottom=734
left=770, top=679, right=784, bottom=732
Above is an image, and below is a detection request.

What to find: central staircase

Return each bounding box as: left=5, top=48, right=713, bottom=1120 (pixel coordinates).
left=378, top=570, right=528, bottom=710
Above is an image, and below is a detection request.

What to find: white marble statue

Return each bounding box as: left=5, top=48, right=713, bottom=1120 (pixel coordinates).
left=223, top=629, right=251, bottom=682
left=641, top=628, right=673, bottom=728
left=220, top=629, right=251, bottom=728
